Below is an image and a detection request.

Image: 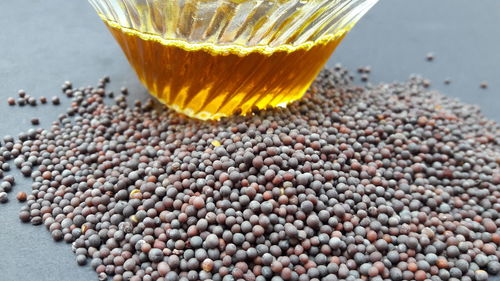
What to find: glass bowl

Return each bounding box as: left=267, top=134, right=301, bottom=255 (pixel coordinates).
left=88, top=0, right=378, bottom=120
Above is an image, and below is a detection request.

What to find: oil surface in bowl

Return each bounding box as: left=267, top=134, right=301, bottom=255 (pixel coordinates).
left=105, top=20, right=348, bottom=120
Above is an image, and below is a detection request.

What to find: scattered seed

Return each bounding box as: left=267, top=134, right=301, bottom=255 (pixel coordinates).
left=51, top=96, right=60, bottom=105
left=16, top=192, right=27, bottom=202
left=360, top=74, right=369, bottom=82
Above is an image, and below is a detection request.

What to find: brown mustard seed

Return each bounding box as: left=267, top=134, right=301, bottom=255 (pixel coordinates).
left=5, top=69, right=499, bottom=281
left=16, top=192, right=27, bottom=202
left=7, top=97, right=16, bottom=106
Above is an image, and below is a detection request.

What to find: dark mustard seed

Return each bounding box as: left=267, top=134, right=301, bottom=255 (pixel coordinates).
left=2, top=69, right=498, bottom=281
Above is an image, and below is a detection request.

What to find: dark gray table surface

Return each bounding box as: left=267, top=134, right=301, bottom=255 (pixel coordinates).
left=0, top=1, right=499, bottom=280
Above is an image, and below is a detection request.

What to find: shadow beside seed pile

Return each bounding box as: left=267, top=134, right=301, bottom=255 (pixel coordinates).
left=0, top=68, right=499, bottom=281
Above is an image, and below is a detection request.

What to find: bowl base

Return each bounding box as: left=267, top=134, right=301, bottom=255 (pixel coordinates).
left=105, top=19, right=349, bottom=120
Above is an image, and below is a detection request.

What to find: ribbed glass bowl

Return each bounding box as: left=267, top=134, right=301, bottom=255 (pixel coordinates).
left=89, top=0, right=378, bottom=120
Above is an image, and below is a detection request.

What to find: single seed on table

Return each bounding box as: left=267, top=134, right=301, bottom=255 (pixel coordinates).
left=31, top=118, right=40, bottom=125
left=16, top=192, right=27, bottom=202
left=52, top=96, right=60, bottom=105
left=39, top=96, right=47, bottom=104
left=480, top=81, right=488, bottom=89
left=18, top=90, right=26, bottom=98
left=62, top=81, right=72, bottom=90
left=357, top=66, right=371, bottom=74
left=7, top=97, right=15, bottom=105
left=426, top=52, right=434, bottom=61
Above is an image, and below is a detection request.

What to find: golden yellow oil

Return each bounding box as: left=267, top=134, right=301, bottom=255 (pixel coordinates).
left=105, top=20, right=348, bottom=120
